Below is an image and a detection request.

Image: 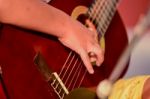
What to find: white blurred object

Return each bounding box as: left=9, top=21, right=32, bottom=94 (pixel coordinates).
left=96, top=79, right=112, bottom=99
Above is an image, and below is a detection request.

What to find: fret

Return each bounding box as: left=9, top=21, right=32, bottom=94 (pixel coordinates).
left=99, top=1, right=116, bottom=32
left=98, top=15, right=108, bottom=33
left=97, top=24, right=105, bottom=35
left=97, top=22, right=103, bottom=33
left=87, top=0, right=120, bottom=35
left=87, top=0, right=104, bottom=21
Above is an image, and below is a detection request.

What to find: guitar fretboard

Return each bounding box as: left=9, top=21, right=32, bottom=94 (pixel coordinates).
left=87, top=0, right=119, bottom=35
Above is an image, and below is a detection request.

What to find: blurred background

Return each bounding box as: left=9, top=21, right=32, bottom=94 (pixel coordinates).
left=118, top=0, right=150, bottom=78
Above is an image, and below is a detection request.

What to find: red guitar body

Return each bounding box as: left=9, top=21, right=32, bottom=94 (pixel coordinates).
left=0, top=0, right=128, bottom=99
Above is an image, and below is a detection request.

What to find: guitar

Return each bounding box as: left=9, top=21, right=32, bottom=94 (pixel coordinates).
left=0, top=0, right=128, bottom=99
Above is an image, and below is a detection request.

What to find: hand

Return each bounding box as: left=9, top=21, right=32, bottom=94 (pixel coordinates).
left=58, top=17, right=104, bottom=74
left=0, top=0, right=103, bottom=74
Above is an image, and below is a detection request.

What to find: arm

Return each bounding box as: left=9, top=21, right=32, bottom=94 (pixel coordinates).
left=142, top=78, right=150, bottom=99
left=0, top=0, right=104, bottom=74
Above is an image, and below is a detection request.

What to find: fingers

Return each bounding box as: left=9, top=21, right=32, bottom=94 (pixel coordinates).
left=94, top=44, right=104, bottom=66
left=86, top=19, right=104, bottom=66
left=85, top=19, right=98, bottom=40
left=88, top=43, right=104, bottom=66
left=79, top=49, right=94, bottom=74
left=88, top=52, right=97, bottom=63
left=78, top=44, right=104, bottom=74
left=78, top=19, right=104, bottom=74
left=85, top=19, right=97, bottom=33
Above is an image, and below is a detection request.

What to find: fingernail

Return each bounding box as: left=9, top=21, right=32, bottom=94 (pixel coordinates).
left=89, top=69, right=94, bottom=74
left=98, top=62, right=102, bottom=66
left=96, top=61, right=100, bottom=66
left=97, top=57, right=104, bottom=66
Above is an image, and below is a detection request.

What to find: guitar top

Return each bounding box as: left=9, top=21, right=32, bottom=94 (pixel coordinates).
left=0, top=0, right=128, bottom=99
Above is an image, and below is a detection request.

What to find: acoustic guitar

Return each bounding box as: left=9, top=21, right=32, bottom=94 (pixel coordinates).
left=0, top=0, right=128, bottom=98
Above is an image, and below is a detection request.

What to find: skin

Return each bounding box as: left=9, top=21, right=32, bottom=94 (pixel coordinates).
left=142, top=78, right=150, bottom=99
left=0, top=0, right=104, bottom=74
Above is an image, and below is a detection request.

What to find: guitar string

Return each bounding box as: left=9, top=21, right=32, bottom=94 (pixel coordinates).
left=51, top=0, right=119, bottom=97
left=49, top=0, right=101, bottom=97
left=50, top=52, right=76, bottom=99
left=53, top=0, right=114, bottom=95
left=97, top=0, right=118, bottom=34
left=70, top=63, right=83, bottom=90
left=78, top=69, right=87, bottom=88
left=59, top=55, right=89, bottom=91
left=61, top=64, right=87, bottom=99
left=51, top=53, right=84, bottom=97
left=58, top=55, right=86, bottom=92
left=51, top=51, right=73, bottom=86
left=51, top=3, right=114, bottom=91
left=88, top=0, right=118, bottom=36
left=61, top=61, right=83, bottom=98
left=58, top=51, right=73, bottom=76
left=58, top=56, right=84, bottom=99
left=48, top=83, right=63, bottom=99
left=51, top=52, right=73, bottom=93
left=96, top=0, right=108, bottom=35
left=62, top=0, right=104, bottom=90
left=66, top=0, right=119, bottom=97
left=63, top=58, right=79, bottom=85
left=52, top=53, right=76, bottom=88
left=97, top=0, right=110, bottom=34
left=59, top=53, right=76, bottom=80
left=89, top=0, right=110, bottom=34
left=49, top=50, right=85, bottom=97
left=52, top=0, right=103, bottom=93
left=64, top=62, right=87, bottom=89
left=94, top=0, right=107, bottom=24
left=57, top=57, right=79, bottom=93
left=70, top=0, right=119, bottom=90
left=89, top=0, right=103, bottom=22
left=87, top=0, right=108, bottom=37
left=96, top=0, right=117, bottom=35
left=68, top=61, right=82, bottom=90
left=87, top=0, right=105, bottom=24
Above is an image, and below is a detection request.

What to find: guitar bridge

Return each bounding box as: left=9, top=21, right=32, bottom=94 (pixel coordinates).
left=34, top=52, right=69, bottom=99
left=50, top=72, right=69, bottom=99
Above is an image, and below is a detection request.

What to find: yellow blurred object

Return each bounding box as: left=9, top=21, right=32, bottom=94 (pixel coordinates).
left=109, top=75, right=150, bottom=99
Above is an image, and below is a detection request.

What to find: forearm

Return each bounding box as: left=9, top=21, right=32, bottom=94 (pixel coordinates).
left=142, top=78, right=150, bottom=99
left=0, top=0, right=71, bottom=37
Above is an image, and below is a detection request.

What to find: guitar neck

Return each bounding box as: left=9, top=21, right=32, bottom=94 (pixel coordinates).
left=87, top=0, right=120, bottom=35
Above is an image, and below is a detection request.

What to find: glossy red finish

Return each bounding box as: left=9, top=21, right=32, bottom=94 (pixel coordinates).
left=0, top=0, right=128, bottom=99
